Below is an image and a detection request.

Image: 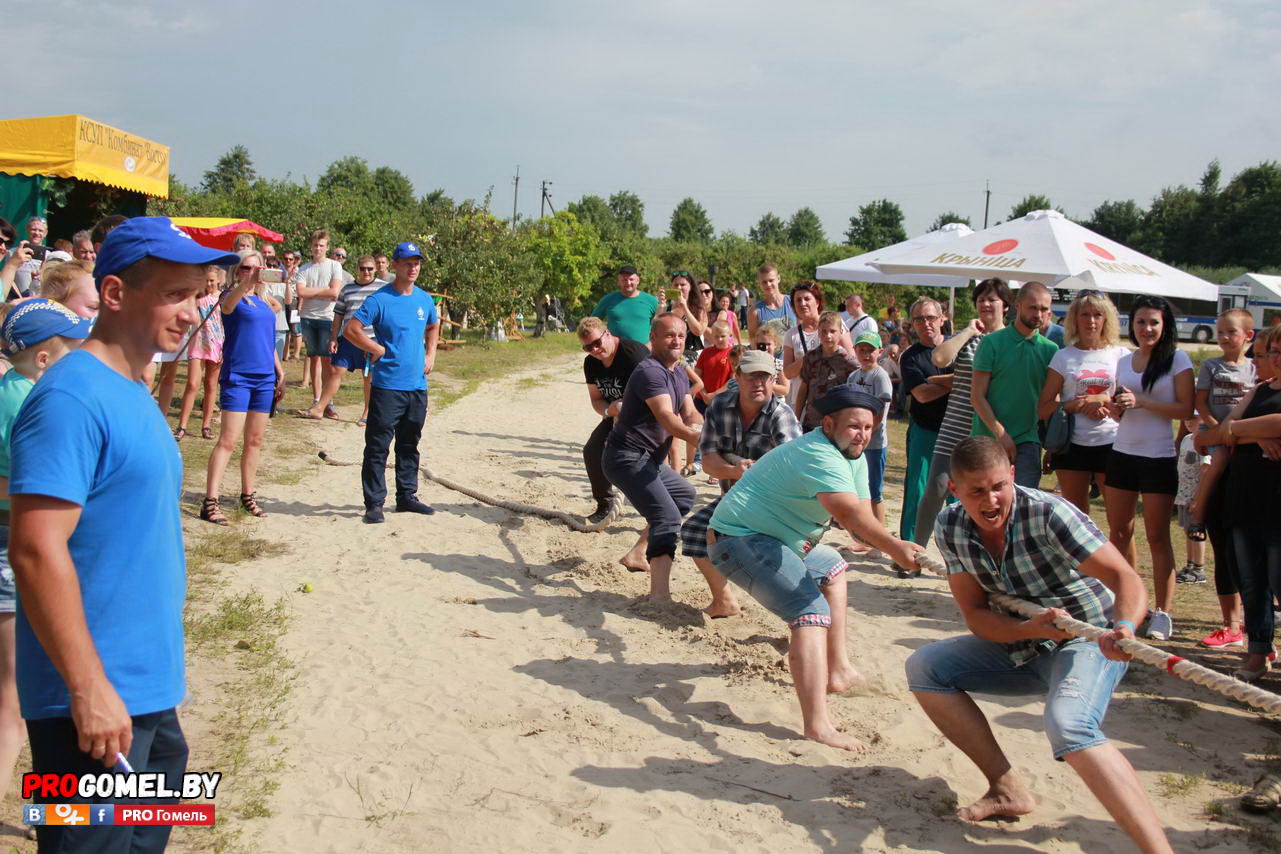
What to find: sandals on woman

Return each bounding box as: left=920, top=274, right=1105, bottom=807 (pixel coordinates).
left=201, top=427, right=214, bottom=440
left=173, top=427, right=186, bottom=441
left=239, top=492, right=267, bottom=518
left=1186, top=522, right=1207, bottom=542
left=199, top=497, right=229, bottom=526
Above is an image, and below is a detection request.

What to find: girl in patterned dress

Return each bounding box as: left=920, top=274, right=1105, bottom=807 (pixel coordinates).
left=174, top=265, right=227, bottom=439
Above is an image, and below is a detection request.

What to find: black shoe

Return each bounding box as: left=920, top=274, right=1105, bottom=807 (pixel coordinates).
left=896, top=565, right=922, bottom=579
left=364, top=505, right=385, bottom=524
left=586, top=499, right=616, bottom=525
left=395, top=496, right=436, bottom=515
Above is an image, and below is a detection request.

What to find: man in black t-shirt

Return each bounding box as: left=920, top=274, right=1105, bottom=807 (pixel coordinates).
left=579, top=317, right=651, bottom=523
left=898, top=297, right=953, bottom=547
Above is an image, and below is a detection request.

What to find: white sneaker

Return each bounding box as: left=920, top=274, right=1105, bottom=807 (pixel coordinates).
left=1146, top=609, right=1173, bottom=641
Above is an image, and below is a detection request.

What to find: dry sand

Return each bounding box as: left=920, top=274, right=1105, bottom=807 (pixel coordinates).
left=198, top=352, right=1266, bottom=852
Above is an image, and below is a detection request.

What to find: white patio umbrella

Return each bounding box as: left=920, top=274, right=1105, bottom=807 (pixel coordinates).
left=870, top=210, right=1218, bottom=303
left=816, top=222, right=974, bottom=288
left=816, top=222, right=974, bottom=319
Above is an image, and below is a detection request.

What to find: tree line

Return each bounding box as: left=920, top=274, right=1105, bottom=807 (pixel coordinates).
left=151, top=148, right=1281, bottom=328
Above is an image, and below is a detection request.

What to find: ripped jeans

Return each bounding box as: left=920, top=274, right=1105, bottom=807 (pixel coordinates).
left=905, top=634, right=1126, bottom=760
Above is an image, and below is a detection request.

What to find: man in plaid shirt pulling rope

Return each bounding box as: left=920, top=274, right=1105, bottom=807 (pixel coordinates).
left=905, top=436, right=1171, bottom=852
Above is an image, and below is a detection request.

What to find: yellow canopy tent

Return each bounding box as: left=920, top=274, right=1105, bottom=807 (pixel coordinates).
left=0, top=115, right=169, bottom=198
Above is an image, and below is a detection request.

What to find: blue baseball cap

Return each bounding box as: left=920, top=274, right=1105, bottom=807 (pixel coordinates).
left=93, top=217, right=241, bottom=287
left=1, top=298, right=93, bottom=356
left=392, top=241, right=424, bottom=261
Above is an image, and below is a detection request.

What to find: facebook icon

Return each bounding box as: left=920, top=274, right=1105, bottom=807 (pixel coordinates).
left=90, top=804, right=115, bottom=825
left=23, top=804, right=44, bottom=825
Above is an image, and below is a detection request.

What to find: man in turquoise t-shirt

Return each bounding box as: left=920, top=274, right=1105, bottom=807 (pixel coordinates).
left=591, top=265, right=659, bottom=343
left=971, top=281, right=1058, bottom=488
left=708, top=386, right=923, bottom=753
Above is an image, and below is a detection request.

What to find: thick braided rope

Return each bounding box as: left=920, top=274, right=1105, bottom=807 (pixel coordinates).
left=915, top=554, right=1281, bottom=715
left=317, top=452, right=610, bottom=533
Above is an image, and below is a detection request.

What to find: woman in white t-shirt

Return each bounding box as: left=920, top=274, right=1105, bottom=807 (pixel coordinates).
left=1036, top=290, right=1129, bottom=514
left=782, top=282, right=851, bottom=412
left=1105, top=296, right=1194, bottom=642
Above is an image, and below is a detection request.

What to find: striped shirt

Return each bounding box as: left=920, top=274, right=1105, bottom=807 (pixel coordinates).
left=334, top=281, right=384, bottom=336
left=933, top=334, right=981, bottom=457
left=934, top=485, right=1113, bottom=665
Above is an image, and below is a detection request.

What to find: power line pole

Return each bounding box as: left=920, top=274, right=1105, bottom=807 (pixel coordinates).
left=983, top=179, right=991, bottom=229
left=540, top=180, right=555, bottom=217
left=511, top=165, right=520, bottom=232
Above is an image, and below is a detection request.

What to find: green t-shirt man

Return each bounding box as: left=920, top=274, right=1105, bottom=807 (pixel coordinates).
left=711, top=428, right=870, bottom=555
left=971, top=324, right=1058, bottom=445
left=592, top=290, right=659, bottom=344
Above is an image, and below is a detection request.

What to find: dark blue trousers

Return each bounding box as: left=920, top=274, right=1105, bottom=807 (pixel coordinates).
left=27, top=707, right=188, bottom=854
left=362, top=387, right=428, bottom=508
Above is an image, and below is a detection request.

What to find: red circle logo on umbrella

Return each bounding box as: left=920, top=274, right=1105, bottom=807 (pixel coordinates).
left=982, top=239, right=1019, bottom=255
left=1084, top=242, right=1116, bottom=260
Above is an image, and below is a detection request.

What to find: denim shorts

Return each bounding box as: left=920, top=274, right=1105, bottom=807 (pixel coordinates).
left=300, top=317, right=332, bottom=357
left=331, top=338, right=370, bottom=372
left=906, top=634, right=1127, bottom=760
left=864, top=446, right=887, bottom=502
left=707, top=533, right=846, bottom=628
left=0, top=525, right=14, bottom=613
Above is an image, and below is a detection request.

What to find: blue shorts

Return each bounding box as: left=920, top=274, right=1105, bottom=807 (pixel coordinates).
left=906, top=634, right=1126, bottom=760
left=707, top=533, right=846, bottom=628
left=300, top=317, right=332, bottom=357
left=331, top=337, right=370, bottom=372
left=0, top=525, right=14, bottom=613
left=220, top=377, right=275, bottom=413
left=864, top=446, right=887, bottom=503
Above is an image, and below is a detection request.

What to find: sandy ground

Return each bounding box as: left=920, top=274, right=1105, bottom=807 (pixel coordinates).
left=201, top=352, right=1268, bottom=853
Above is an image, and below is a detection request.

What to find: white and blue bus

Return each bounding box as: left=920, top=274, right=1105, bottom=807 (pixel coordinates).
left=1051, top=289, right=1219, bottom=342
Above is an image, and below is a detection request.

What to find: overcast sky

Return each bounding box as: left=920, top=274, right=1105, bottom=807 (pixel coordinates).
left=13, top=0, right=1281, bottom=239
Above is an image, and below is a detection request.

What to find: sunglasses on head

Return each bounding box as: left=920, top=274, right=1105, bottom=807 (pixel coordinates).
left=670, top=270, right=690, bottom=279
left=1077, top=289, right=1104, bottom=299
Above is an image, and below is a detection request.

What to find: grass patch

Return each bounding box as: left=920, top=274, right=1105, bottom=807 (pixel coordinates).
left=1157, top=772, right=1204, bottom=799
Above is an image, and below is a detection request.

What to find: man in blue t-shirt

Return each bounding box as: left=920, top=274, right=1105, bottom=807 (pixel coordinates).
left=345, top=240, right=440, bottom=523
left=8, top=217, right=239, bottom=854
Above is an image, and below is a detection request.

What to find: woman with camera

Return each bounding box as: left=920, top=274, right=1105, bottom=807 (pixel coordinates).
left=200, top=250, right=284, bottom=525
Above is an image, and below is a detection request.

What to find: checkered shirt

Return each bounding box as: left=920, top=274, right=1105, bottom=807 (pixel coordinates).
left=698, top=391, right=802, bottom=493
left=933, top=485, right=1114, bottom=666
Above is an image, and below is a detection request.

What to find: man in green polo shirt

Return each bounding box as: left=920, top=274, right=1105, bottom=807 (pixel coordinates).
left=591, top=265, right=659, bottom=343
left=970, top=280, right=1058, bottom=488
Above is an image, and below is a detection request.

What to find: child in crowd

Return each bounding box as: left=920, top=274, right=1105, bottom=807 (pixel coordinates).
left=1190, top=308, right=1255, bottom=648
left=694, top=321, right=735, bottom=409
left=880, top=342, right=902, bottom=417
left=796, top=311, right=858, bottom=430
left=1175, top=415, right=1211, bottom=585
left=750, top=325, right=789, bottom=399
left=174, top=265, right=226, bottom=441
left=0, top=299, right=91, bottom=805
left=846, top=330, right=893, bottom=527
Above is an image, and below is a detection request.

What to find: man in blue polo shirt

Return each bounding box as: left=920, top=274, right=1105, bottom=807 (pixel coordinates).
left=345, top=240, right=440, bottom=523
left=8, top=217, right=240, bottom=854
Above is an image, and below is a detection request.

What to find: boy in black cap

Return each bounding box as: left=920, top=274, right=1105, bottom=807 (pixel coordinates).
left=706, top=386, right=923, bottom=752
left=8, top=217, right=239, bottom=853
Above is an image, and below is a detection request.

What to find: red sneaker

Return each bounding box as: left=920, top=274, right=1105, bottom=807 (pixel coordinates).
left=1200, top=626, right=1244, bottom=648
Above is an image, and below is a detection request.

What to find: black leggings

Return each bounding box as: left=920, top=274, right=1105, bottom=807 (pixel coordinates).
left=1205, top=478, right=1238, bottom=597
left=583, top=418, right=615, bottom=505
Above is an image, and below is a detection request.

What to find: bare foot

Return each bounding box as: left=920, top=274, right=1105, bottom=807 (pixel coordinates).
left=956, top=784, right=1035, bottom=822
left=702, top=600, right=741, bottom=619
left=804, top=725, right=867, bottom=752
left=827, top=666, right=867, bottom=695
left=620, top=556, right=650, bottom=573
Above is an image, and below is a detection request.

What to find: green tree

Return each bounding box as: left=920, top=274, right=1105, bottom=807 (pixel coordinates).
left=787, top=207, right=826, bottom=246
left=317, top=156, right=374, bottom=196
left=928, top=212, right=971, bottom=231
left=748, top=212, right=787, bottom=245
left=844, top=199, right=907, bottom=249
left=1217, top=161, right=1281, bottom=269
left=669, top=197, right=713, bottom=242
left=1135, top=185, right=1199, bottom=263
left=427, top=197, right=535, bottom=325
left=1083, top=200, right=1144, bottom=247
left=567, top=195, right=617, bottom=238
left=372, top=166, right=415, bottom=209
left=524, top=210, right=609, bottom=308
left=202, top=145, right=256, bottom=194
left=608, top=191, right=648, bottom=237
left=1008, top=194, right=1057, bottom=220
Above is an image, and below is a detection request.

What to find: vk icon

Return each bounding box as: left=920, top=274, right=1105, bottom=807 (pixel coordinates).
left=90, top=804, right=115, bottom=826
left=23, top=804, right=45, bottom=825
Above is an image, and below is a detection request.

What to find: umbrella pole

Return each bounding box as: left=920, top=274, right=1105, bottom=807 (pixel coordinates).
left=949, top=289, right=955, bottom=327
